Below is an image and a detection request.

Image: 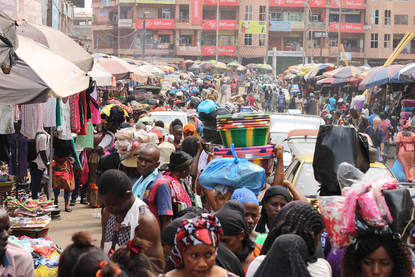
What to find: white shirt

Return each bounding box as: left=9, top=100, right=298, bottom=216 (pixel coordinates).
left=98, top=131, right=115, bottom=151
left=34, top=132, right=50, bottom=171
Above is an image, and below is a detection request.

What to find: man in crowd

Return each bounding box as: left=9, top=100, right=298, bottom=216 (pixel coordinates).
left=365, top=117, right=385, bottom=161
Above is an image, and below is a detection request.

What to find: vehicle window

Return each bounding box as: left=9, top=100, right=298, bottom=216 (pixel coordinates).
left=287, top=138, right=317, bottom=157
left=286, top=160, right=301, bottom=183
left=294, top=163, right=320, bottom=197
left=150, top=114, right=187, bottom=125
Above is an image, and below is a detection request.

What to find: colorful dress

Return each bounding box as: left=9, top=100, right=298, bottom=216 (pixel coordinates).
left=397, top=131, right=415, bottom=182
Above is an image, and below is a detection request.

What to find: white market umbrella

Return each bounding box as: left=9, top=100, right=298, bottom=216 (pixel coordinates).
left=89, top=62, right=113, bottom=87
left=398, top=62, right=415, bottom=81
left=0, top=35, right=89, bottom=104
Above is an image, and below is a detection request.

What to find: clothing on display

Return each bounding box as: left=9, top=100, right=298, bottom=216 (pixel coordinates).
left=0, top=105, right=14, bottom=134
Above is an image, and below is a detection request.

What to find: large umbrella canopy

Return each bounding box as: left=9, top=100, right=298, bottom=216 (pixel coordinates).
left=0, top=11, right=18, bottom=74
left=306, top=64, right=335, bottom=80
left=17, top=20, right=93, bottom=72
left=228, top=61, right=241, bottom=67
left=97, top=56, right=130, bottom=80
left=246, top=63, right=258, bottom=69
left=324, top=66, right=361, bottom=79
left=183, top=59, right=194, bottom=64
left=207, top=59, right=216, bottom=64
left=200, top=63, right=213, bottom=70
left=189, top=64, right=200, bottom=71
left=359, top=64, right=404, bottom=90
left=138, top=64, right=165, bottom=76
left=214, top=62, right=227, bottom=70
left=316, top=77, right=359, bottom=85
left=258, top=64, right=272, bottom=71
left=398, top=62, right=415, bottom=81
left=0, top=35, right=89, bottom=104
left=89, top=62, right=113, bottom=87
left=237, top=65, right=246, bottom=71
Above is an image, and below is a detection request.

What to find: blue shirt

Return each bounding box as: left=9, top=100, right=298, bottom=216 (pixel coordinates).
left=368, top=113, right=378, bottom=126
left=328, top=97, right=336, bottom=111
left=132, top=169, right=161, bottom=199
left=143, top=178, right=173, bottom=216
left=365, top=126, right=385, bottom=147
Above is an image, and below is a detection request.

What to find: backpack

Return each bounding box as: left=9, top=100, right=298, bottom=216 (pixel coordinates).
left=27, top=131, right=46, bottom=162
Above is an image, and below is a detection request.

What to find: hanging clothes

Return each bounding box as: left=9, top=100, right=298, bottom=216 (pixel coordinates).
left=78, top=91, right=88, bottom=136
left=75, top=121, right=94, bottom=149
left=0, top=105, right=14, bottom=134
left=57, top=97, right=72, bottom=140
left=8, top=134, right=27, bottom=177
left=21, top=104, right=38, bottom=139
left=0, top=135, right=10, bottom=163
left=69, top=94, right=81, bottom=133
left=90, top=99, right=101, bottom=125
left=42, top=98, right=56, bottom=128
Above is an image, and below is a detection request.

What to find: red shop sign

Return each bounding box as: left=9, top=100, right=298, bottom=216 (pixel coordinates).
left=136, top=19, right=174, bottom=29
left=309, top=0, right=327, bottom=7
left=330, top=0, right=364, bottom=9
left=203, top=0, right=238, bottom=6
left=202, top=46, right=236, bottom=56
left=192, top=0, right=202, bottom=25
left=329, top=22, right=364, bottom=33
left=203, top=20, right=238, bottom=30
left=269, top=0, right=303, bottom=7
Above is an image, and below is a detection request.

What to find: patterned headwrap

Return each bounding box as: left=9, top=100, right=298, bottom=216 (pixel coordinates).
left=170, top=214, right=223, bottom=267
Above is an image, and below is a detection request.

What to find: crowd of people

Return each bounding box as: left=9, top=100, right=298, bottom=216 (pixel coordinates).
left=2, top=66, right=412, bottom=277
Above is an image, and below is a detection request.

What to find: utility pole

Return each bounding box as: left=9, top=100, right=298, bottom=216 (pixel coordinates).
left=336, top=0, right=342, bottom=66
left=142, top=12, right=146, bottom=60
left=215, top=0, right=219, bottom=61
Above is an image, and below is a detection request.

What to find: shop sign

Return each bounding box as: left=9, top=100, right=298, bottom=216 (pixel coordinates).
left=202, top=46, right=236, bottom=56
left=314, top=31, right=328, bottom=38
left=136, top=0, right=175, bottom=4
left=203, top=20, right=238, bottom=30
left=270, top=0, right=326, bottom=7
left=203, top=0, right=238, bottom=6
left=136, top=19, right=174, bottom=29
left=269, top=21, right=291, bottom=32
left=192, top=0, right=202, bottom=25
left=239, top=21, right=267, bottom=34
left=330, top=0, right=364, bottom=9
left=329, top=22, right=364, bottom=33
left=118, top=19, right=132, bottom=28
left=268, top=50, right=304, bottom=57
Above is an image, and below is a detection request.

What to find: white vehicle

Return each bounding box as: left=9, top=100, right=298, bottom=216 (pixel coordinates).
left=150, top=111, right=189, bottom=127
left=270, top=114, right=325, bottom=168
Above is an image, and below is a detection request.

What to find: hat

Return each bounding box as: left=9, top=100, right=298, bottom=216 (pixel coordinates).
left=121, top=146, right=141, bottom=168
left=231, top=188, right=259, bottom=205
left=261, top=186, right=292, bottom=205
left=184, top=124, right=196, bottom=134
left=158, top=142, right=175, bottom=167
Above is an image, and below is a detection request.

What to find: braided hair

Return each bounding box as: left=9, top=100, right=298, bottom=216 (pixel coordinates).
left=260, top=201, right=325, bottom=261
left=111, top=238, right=156, bottom=277
left=342, top=233, right=413, bottom=277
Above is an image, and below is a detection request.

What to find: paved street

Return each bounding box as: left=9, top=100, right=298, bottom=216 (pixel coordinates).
left=48, top=199, right=101, bottom=248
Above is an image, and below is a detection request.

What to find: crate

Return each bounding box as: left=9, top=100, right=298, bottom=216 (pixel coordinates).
left=219, top=127, right=269, bottom=147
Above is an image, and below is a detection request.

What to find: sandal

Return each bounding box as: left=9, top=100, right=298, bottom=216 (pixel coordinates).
left=65, top=208, right=72, bottom=212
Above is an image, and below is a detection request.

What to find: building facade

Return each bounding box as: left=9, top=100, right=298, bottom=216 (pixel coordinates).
left=72, top=10, right=93, bottom=51
left=91, top=0, right=415, bottom=68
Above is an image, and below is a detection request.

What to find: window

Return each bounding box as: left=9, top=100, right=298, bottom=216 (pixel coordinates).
left=259, top=6, right=266, bottom=22
left=179, top=5, right=189, bottom=22
left=394, top=15, right=408, bottom=25
left=245, top=5, right=252, bottom=20
left=120, top=6, right=131, bottom=19
left=311, top=14, right=321, bottom=22
left=219, top=35, right=235, bottom=46
left=384, top=34, right=391, bottom=48
left=159, top=35, right=171, bottom=44
left=345, top=14, right=361, bottom=23
left=371, top=33, right=378, bottom=48
left=269, top=11, right=282, bottom=21
left=328, top=39, right=337, bottom=47
left=259, top=34, right=266, bottom=46
left=371, top=9, right=379, bottom=24
left=161, top=8, right=171, bottom=19
left=288, top=12, right=302, bottom=21
left=180, top=35, right=192, bottom=46
left=384, top=10, right=391, bottom=25
left=244, top=33, right=252, bottom=45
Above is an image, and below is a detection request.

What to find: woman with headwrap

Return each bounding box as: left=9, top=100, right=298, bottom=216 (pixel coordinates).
left=215, top=200, right=256, bottom=273
left=231, top=188, right=260, bottom=242
left=252, top=234, right=312, bottom=277
left=163, top=214, right=238, bottom=277
left=247, top=201, right=330, bottom=277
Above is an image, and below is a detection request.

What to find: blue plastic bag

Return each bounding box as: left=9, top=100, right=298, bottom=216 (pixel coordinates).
left=392, top=159, right=406, bottom=182
left=199, top=144, right=266, bottom=195
left=198, top=99, right=217, bottom=114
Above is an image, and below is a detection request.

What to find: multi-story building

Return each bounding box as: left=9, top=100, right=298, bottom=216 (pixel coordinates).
left=91, top=0, right=415, bottom=67
left=364, top=0, right=415, bottom=66
left=72, top=9, right=93, bottom=51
